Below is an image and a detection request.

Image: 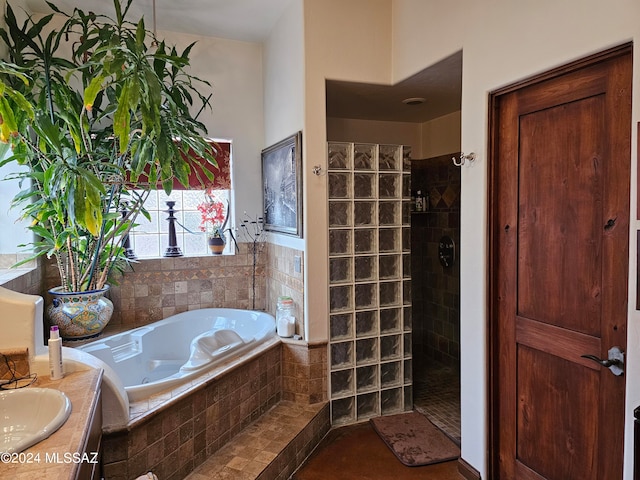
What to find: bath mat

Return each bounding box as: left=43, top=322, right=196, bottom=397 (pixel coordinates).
left=370, top=411, right=460, bottom=467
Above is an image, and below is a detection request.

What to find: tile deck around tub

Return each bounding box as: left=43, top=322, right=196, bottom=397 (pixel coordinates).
left=185, top=401, right=330, bottom=480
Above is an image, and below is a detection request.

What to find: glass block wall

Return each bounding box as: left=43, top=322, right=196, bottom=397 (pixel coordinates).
left=327, top=142, right=412, bottom=425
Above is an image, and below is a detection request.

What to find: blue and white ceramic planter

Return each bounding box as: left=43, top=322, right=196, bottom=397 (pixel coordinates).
left=47, top=286, right=114, bottom=340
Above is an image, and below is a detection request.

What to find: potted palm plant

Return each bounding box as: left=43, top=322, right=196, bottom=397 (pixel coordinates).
left=0, top=1, right=218, bottom=339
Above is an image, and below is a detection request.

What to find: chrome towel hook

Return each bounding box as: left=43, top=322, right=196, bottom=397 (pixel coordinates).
left=452, top=152, right=476, bottom=167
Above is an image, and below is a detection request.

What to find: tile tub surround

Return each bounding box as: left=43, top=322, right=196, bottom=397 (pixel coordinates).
left=0, top=258, right=42, bottom=296
left=102, top=342, right=282, bottom=480
left=42, top=242, right=267, bottom=330
left=266, top=243, right=304, bottom=338
left=282, top=341, right=327, bottom=404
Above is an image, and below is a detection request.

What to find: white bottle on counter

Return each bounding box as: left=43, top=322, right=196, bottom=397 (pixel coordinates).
left=48, top=325, right=64, bottom=380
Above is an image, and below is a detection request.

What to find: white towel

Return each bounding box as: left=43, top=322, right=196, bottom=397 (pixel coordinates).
left=135, top=473, right=158, bottom=480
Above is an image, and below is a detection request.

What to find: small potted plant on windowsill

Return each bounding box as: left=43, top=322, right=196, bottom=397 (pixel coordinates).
left=0, top=0, right=217, bottom=339
left=198, top=187, right=228, bottom=254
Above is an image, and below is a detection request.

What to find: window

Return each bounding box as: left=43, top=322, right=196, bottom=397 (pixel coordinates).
left=128, top=140, right=233, bottom=258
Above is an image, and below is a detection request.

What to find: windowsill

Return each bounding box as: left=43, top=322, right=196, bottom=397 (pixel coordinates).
left=133, top=251, right=235, bottom=260
left=0, top=267, right=36, bottom=286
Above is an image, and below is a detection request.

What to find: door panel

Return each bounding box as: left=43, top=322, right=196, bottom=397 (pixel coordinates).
left=517, top=98, right=603, bottom=335
left=517, top=346, right=599, bottom=479
left=489, top=45, right=632, bottom=480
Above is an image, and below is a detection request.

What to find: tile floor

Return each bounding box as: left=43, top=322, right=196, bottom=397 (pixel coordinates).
left=413, top=361, right=461, bottom=444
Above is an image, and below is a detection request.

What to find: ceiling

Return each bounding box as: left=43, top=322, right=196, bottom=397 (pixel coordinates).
left=326, top=51, right=462, bottom=123
left=24, top=0, right=462, bottom=123
left=24, top=0, right=296, bottom=42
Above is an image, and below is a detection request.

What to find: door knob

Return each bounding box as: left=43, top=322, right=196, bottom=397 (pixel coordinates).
left=581, top=346, right=624, bottom=376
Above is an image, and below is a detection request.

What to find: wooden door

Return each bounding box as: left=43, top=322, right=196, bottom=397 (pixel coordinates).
left=489, top=45, right=632, bottom=480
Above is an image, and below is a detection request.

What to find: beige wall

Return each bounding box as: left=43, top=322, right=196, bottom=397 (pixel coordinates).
left=303, top=0, right=393, bottom=341
left=289, top=0, right=640, bottom=476
left=159, top=30, right=265, bottom=227
left=326, top=117, right=421, bottom=154
left=391, top=0, right=640, bottom=476
left=420, top=111, right=461, bottom=159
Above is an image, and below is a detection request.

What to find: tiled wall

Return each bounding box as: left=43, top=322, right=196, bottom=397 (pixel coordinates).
left=411, top=153, right=461, bottom=372
left=102, top=344, right=282, bottom=480
left=42, top=243, right=267, bottom=330
left=266, top=243, right=304, bottom=338
left=282, top=341, right=327, bottom=404
left=0, top=257, right=42, bottom=296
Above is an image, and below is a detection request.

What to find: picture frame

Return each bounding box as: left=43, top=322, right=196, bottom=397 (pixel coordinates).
left=262, top=131, right=303, bottom=237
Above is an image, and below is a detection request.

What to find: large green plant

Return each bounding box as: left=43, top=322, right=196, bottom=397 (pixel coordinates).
left=0, top=0, right=217, bottom=292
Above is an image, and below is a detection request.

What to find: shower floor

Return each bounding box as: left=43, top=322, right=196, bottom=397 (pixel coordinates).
left=413, top=360, right=461, bottom=444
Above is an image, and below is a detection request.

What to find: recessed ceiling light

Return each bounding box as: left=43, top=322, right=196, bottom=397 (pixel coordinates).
left=402, top=97, right=426, bottom=106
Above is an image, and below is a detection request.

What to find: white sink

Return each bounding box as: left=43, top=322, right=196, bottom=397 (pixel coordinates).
left=0, top=388, right=72, bottom=453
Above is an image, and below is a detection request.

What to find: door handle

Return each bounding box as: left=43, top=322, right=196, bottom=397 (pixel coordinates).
left=581, top=346, right=624, bottom=376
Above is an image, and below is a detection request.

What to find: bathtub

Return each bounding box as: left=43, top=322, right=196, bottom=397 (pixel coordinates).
left=77, top=308, right=276, bottom=402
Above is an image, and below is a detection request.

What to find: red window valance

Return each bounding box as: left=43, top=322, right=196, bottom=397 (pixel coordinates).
left=134, top=140, right=231, bottom=190
left=177, top=140, right=231, bottom=190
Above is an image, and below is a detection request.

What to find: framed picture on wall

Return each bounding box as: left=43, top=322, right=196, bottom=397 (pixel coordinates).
left=261, top=131, right=303, bottom=237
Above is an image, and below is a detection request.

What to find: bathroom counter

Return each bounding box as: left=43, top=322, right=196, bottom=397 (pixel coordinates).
left=0, top=368, right=103, bottom=480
